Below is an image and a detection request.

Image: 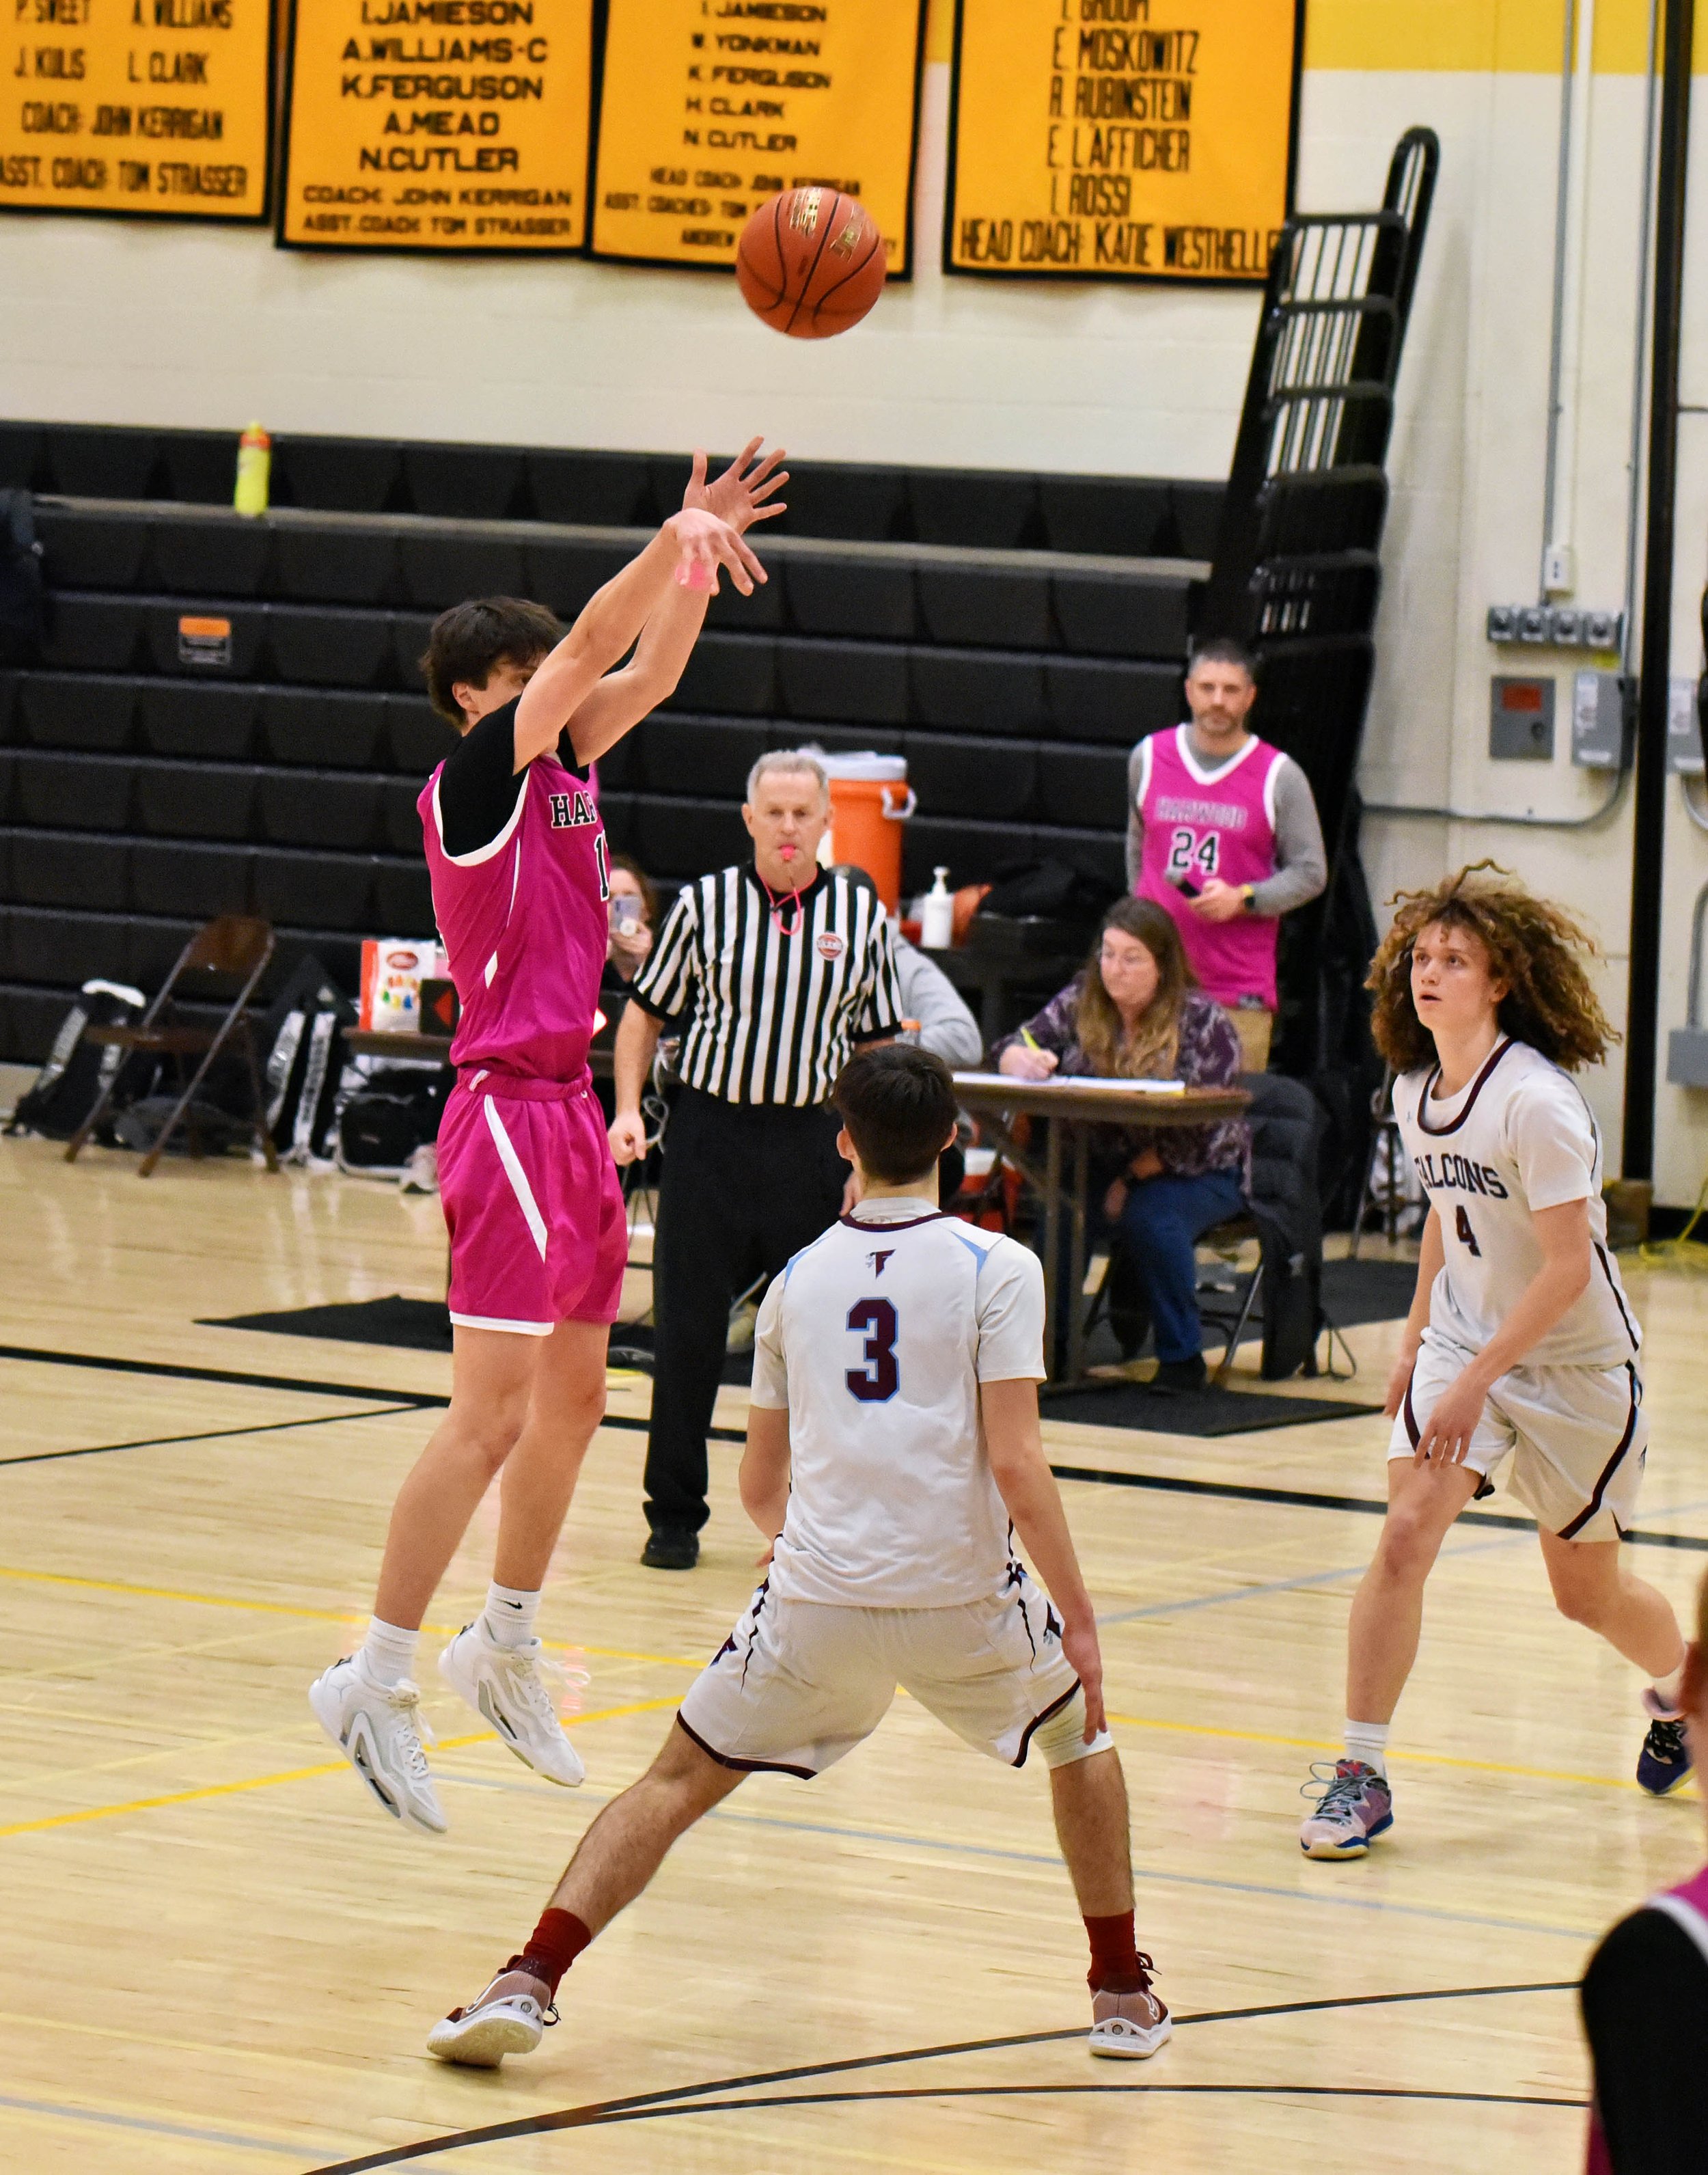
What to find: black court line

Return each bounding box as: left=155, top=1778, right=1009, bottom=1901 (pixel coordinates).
left=0, top=1406, right=420, bottom=1469
left=302, top=1980, right=1576, bottom=2172
left=1048, top=1460, right=1708, bottom=1554
left=0, top=1343, right=747, bottom=1445
left=4, top=1345, right=1707, bottom=1535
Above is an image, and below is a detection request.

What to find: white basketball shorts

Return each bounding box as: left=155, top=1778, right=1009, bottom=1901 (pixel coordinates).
left=676, top=1572, right=1105, bottom=1780
left=1389, top=1332, right=1646, bottom=1542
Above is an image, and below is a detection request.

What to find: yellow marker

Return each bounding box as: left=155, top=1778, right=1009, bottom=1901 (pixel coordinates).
left=1020, top=1027, right=1041, bottom=1050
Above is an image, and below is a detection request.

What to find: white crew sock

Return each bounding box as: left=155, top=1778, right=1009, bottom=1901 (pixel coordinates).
left=481, top=1582, right=541, bottom=1650
left=359, top=1616, right=419, bottom=1688
left=1651, top=1667, right=1686, bottom=1716
left=1343, top=1719, right=1390, bottom=1779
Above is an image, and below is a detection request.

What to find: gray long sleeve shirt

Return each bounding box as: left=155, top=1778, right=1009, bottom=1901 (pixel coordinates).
left=1125, top=731, right=1328, bottom=916
left=892, top=934, right=984, bottom=1068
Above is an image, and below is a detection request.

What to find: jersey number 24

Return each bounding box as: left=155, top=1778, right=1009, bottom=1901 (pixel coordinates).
left=845, top=1298, right=899, bottom=1402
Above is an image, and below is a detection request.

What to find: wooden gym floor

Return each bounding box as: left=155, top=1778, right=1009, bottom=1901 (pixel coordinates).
left=2, top=1132, right=1705, bottom=2172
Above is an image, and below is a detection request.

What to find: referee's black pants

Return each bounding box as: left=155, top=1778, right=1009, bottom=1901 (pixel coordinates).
left=644, top=1087, right=848, bottom=1537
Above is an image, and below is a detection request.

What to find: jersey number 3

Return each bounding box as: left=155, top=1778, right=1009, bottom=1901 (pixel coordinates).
left=1454, top=1204, right=1482, bottom=1257
left=845, top=1298, right=899, bottom=1402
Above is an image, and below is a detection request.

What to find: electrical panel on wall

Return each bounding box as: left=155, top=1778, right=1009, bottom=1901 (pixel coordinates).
left=1489, top=676, right=1556, bottom=761
left=1571, top=670, right=1629, bottom=769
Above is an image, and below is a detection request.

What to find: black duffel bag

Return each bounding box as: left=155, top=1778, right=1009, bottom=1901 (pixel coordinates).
left=335, top=1067, right=448, bottom=1176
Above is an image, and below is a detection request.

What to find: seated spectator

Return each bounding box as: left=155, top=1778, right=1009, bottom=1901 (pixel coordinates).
left=1581, top=1561, right=1708, bottom=2174
left=991, top=898, right=1248, bottom=1390
left=604, top=853, right=657, bottom=990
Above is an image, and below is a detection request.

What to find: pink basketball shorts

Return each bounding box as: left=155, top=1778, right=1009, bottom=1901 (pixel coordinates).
left=437, top=1074, right=626, bottom=1335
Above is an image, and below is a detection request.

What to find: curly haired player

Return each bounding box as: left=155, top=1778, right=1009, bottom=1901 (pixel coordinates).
left=1298, top=864, right=1690, bottom=1860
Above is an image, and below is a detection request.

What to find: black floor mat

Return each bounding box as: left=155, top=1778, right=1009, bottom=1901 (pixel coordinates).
left=1318, top=1255, right=1418, bottom=1328
left=200, top=1297, right=756, bottom=1383
left=1038, top=1380, right=1379, bottom=1435
left=204, top=1295, right=454, bottom=1350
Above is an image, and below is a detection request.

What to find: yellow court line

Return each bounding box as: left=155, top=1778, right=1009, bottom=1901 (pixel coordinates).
left=1105, top=1710, right=1683, bottom=1794
left=0, top=1563, right=705, bottom=1669
left=0, top=1697, right=680, bottom=1842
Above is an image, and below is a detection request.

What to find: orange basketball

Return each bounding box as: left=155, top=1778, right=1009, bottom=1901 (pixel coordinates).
left=735, top=187, right=887, bottom=340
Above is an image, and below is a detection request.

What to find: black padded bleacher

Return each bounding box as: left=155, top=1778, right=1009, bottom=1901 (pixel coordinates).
left=0, top=424, right=1221, bottom=1063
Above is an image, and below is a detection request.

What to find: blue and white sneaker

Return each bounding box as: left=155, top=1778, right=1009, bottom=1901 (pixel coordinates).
left=1637, top=1688, right=1693, bottom=1797
left=1298, top=1759, right=1394, bottom=1859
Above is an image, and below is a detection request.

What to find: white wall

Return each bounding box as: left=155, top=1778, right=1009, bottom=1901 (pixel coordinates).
left=0, top=63, right=1264, bottom=476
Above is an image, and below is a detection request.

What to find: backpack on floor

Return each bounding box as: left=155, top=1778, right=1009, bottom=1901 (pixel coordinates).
left=260, top=957, right=356, bottom=1163
left=5, top=979, right=152, bottom=1140
left=335, top=1067, right=448, bottom=1177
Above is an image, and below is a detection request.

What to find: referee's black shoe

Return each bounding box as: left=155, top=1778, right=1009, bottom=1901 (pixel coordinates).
left=642, top=1527, right=700, bottom=1572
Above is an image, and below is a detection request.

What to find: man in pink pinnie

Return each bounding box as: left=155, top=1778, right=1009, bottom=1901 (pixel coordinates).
left=310, top=443, right=786, bottom=1837
left=1127, top=636, right=1327, bottom=1064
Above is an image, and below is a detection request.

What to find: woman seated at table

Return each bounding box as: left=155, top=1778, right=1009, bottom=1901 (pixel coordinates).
left=992, top=897, right=1249, bottom=1391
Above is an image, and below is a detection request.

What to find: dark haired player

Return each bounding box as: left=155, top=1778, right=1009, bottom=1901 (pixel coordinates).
left=426, top=1045, right=1170, bottom=2068
left=311, top=446, right=785, bottom=1835
left=1299, top=866, right=1688, bottom=1859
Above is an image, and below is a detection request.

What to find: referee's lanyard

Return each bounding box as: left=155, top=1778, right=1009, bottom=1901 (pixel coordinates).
left=758, top=872, right=806, bottom=938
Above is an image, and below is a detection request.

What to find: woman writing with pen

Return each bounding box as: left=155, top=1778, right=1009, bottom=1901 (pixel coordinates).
left=991, top=897, right=1250, bottom=1390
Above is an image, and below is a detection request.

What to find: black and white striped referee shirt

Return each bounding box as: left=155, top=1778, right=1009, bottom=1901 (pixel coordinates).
left=630, top=862, right=904, bottom=1107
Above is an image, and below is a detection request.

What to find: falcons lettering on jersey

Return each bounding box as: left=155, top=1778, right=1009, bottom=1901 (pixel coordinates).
left=1413, top=1150, right=1510, bottom=1199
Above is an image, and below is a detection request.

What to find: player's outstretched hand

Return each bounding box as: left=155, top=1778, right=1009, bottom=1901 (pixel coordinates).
left=665, top=507, right=767, bottom=597
left=609, top=1110, right=648, bottom=1166
left=1060, top=1614, right=1107, bottom=1741
left=685, top=438, right=788, bottom=535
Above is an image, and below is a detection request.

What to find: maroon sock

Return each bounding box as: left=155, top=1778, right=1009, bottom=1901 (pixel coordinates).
left=1084, top=1911, right=1144, bottom=1995
left=513, top=1907, right=592, bottom=1995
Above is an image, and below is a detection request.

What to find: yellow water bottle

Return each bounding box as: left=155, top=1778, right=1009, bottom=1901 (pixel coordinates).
left=234, top=421, right=271, bottom=517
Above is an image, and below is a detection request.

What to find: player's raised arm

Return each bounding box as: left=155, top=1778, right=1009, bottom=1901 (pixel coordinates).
left=981, top=1377, right=1105, bottom=1739
left=512, top=497, right=767, bottom=769
left=562, top=441, right=788, bottom=767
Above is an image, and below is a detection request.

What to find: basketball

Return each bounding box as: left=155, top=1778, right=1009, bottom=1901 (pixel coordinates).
left=735, top=187, right=887, bottom=340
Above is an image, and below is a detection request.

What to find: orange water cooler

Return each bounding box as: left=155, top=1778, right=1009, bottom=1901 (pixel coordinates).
left=816, top=753, right=915, bottom=912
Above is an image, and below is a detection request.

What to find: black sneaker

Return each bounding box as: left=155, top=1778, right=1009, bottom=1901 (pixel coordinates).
left=1637, top=1688, right=1693, bottom=1796
left=1150, top=1354, right=1207, bottom=1393
left=641, top=1527, right=700, bottom=1571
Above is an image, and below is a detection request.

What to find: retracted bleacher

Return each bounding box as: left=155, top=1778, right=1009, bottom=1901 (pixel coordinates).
left=0, top=421, right=1220, bottom=1061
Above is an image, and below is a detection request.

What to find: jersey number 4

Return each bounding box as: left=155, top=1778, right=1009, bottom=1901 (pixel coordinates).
left=1454, top=1203, right=1482, bottom=1257
left=845, top=1298, right=899, bottom=1402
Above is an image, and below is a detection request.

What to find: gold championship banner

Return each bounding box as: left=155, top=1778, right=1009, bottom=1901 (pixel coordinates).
left=279, top=0, right=592, bottom=249
left=0, top=0, right=272, bottom=221
left=946, top=0, right=1301, bottom=284
left=590, top=0, right=924, bottom=274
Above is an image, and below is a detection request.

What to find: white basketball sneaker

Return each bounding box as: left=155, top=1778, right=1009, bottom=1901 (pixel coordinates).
left=308, top=1656, right=447, bottom=1837
left=428, top=1962, right=555, bottom=2068
left=439, top=1621, right=586, bottom=1787
left=1088, top=1964, right=1172, bottom=2060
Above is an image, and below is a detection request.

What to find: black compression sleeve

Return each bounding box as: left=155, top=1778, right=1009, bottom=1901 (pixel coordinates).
left=1582, top=1906, right=1708, bottom=2172
left=435, top=700, right=588, bottom=858
left=436, top=700, right=525, bottom=859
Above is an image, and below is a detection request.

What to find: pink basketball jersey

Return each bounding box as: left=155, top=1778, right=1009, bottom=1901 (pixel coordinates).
left=1134, top=725, right=1283, bottom=1011
left=419, top=750, right=610, bottom=1085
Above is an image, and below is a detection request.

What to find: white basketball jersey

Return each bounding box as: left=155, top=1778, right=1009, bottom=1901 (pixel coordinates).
left=1394, top=1037, right=1639, bottom=1367
left=749, top=1199, right=1047, bottom=1608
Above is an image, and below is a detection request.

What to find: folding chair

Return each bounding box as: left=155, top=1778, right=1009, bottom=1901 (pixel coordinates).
left=65, top=914, right=280, bottom=1177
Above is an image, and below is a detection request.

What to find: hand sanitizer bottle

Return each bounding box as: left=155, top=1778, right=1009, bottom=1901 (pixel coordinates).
left=921, top=866, right=954, bottom=950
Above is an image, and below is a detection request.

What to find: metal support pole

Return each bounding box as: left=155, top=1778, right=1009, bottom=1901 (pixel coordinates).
left=1623, top=0, right=1694, bottom=1179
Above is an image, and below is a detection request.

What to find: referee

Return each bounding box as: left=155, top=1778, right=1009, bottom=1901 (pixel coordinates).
left=610, top=748, right=904, bottom=1569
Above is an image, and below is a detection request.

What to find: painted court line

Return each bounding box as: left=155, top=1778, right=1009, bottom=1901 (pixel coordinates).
left=0, top=1700, right=680, bottom=1841
left=0, top=2088, right=307, bottom=2158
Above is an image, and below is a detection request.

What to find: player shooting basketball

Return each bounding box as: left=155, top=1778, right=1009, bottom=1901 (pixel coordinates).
left=1299, top=864, right=1691, bottom=1860
left=310, top=443, right=786, bottom=1835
